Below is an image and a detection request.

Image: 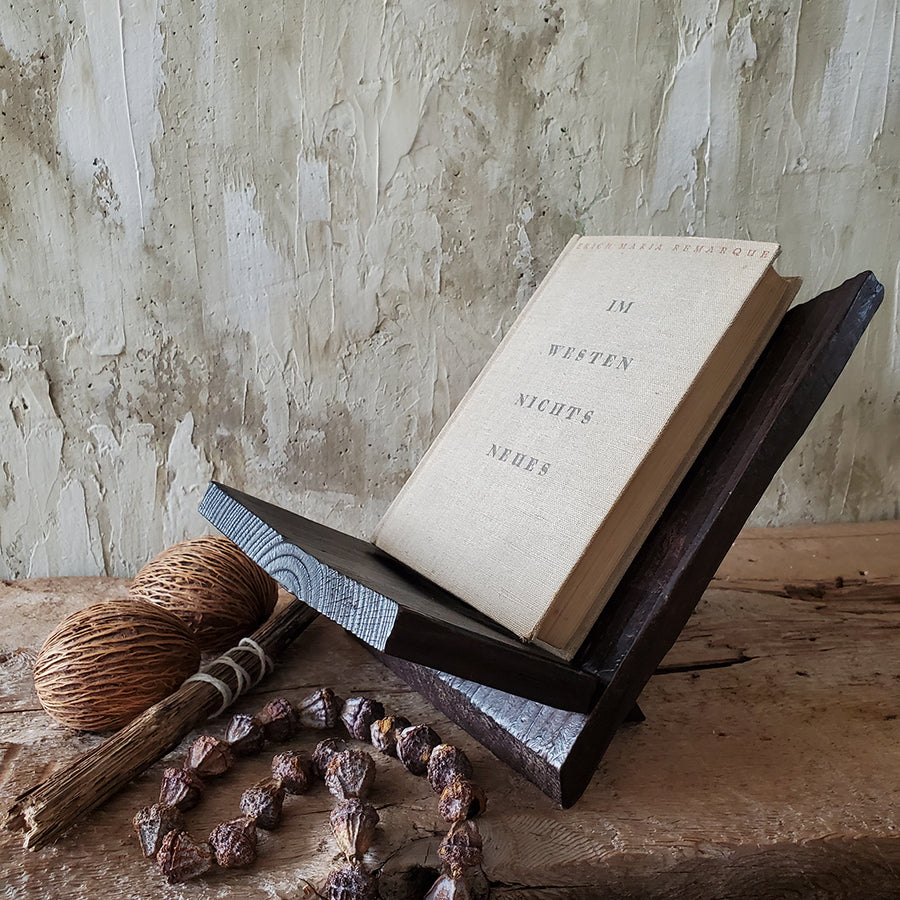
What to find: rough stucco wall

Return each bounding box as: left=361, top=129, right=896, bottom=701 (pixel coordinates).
left=0, top=0, right=897, bottom=579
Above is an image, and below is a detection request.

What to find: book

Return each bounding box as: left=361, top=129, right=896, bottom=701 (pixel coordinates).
left=372, top=235, right=799, bottom=659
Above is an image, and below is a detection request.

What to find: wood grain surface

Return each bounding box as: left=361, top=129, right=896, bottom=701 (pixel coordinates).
left=1, top=523, right=898, bottom=898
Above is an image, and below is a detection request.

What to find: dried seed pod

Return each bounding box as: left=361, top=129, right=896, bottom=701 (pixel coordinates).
left=271, top=749, right=312, bottom=794
left=396, top=724, right=442, bottom=776
left=330, top=798, right=380, bottom=861
left=130, top=534, right=278, bottom=653
left=341, top=697, right=385, bottom=741
left=33, top=598, right=201, bottom=732
left=258, top=697, right=298, bottom=742
left=369, top=715, right=411, bottom=756
left=438, top=779, right=487, bottom=822
left=439, top=820, right=484, bottom=875
left=185, top=734, right=235, bottom=777
left=208, top=816, right=258, bottom=868
left=424, top=873, right=473, bottom=900
left=427, top=745, right=473, bottom=793
left=296, top=687, right=344, bottom=729
left=325, top=749, right=376, bottom=801
left=324, top=862, right=379, bottom=900
left=156, top=829, right=214, bottom=884
left=240, top=776, right=286, bottom=830
left=158, top=766, right=205, bottom=811
left=312, top=738, right=348, bottom=778
left=226, top=713, right=265, bottom=756
left=133, top=803, right=184, bottom=858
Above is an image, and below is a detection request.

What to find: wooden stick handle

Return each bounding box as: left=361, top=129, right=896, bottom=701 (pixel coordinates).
left=3, top=598, right=318, bottom=850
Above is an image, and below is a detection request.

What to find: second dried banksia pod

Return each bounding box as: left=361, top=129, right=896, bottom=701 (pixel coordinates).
left=439, top=820, right=484, bottom=875
left=240, top=776, right=286, bottom=830
left=208, top=816, right=258, bottom=868
left=324, top=862, right=379, bottom=900
left=325, top=749, right=376, bottom=801
left=396, top=724, right=442, bottom=776
left=271, top=749, right=313, bottom=794
left=185, top=734, right=235, bottom=777
left=296, top=687, right=344, bottom=729
left=257, top=697, right=298, bottom=742
left=159, top=766, right=205, bottom=811
left=341, top=697, right=386, bottom=741
left=133, top=803, right=185, bottom=858
left=312, top=737, right=348, bottom=779
left=156, top=829, right=214, bottom=884
left=427, top=745, right=473, bottom=793
left=438, top=778, right=487, bottom=822
left=330, top=798, right=380, bottom=861
left=225, top=713, right=266, bottom=756
left=370, top=715, right=411, bottom=756
left=424, top=873, right=473, bottom=900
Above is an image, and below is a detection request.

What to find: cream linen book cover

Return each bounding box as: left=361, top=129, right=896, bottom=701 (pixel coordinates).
left=372, top=235, right=791, bottom=655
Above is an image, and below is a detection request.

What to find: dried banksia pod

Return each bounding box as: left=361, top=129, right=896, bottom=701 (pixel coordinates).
left=158, top=766, right=205, bottom=811
left=133, top=803, right=184, bottom=858
left=208, top=816, right=258, bottom=868
left=424, top=873, right=473, bottom=900
left=427, top=745, right=473, bottom=793
left=325, top=749, right=376, bottom=801
left=341, top=697, right=386, bottom=741
left=396, top=724, right=442, bottom=776
left=226, top=713, right=265, bottom=756
left=271, top=749, right=312, bottom=794
left=369, top=715, right=411, bottom=756
left=240, top=776, right=286, bottom=830
left=130, top=535, right=278, bottom=652
left=439, top=820, right=484, bottom=875
left=312, top=738, right=348, bottom=778
left=330, top=798, right=380, bottom=861
left=258, top=697, right=298, bottom=742
left=156, top=829, right=214, bottom=884
left=297, top=687, right=344, bottom=729
left=324, top=862, right=379, bottom=900
left=33, top=598, right=201, bottom=732
left=438, top=778, right=487, bottom=822
left=185, top=734, right=235, bottom=777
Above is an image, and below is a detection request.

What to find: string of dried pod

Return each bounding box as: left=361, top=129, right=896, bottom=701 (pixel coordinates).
left=134, top=687, right=487, bottom=899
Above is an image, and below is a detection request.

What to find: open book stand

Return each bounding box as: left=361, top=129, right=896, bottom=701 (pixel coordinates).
left=203, top=272, right=883, bottom=806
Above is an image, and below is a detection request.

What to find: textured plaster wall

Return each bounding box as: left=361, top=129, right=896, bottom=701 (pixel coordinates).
left=1, top=0, right=897, bottom=579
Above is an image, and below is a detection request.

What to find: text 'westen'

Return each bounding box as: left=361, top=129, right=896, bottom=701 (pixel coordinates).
left=548, top=345, right=633, bottom=371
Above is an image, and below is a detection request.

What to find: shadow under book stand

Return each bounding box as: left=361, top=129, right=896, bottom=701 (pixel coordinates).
left=201, top=272, right=883, bottom=807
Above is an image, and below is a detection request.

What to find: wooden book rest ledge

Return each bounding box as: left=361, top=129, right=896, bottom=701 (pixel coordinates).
left=201, top=272, right=883, bottom=806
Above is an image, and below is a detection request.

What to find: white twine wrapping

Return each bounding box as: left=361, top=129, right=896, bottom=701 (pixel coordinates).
left=183, top=636, right=276, bottom=716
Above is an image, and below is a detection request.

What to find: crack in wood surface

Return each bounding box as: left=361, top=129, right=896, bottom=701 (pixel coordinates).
left=711, top=575, right=900, bottom=604
left=656, top=654, right=755, bottom=674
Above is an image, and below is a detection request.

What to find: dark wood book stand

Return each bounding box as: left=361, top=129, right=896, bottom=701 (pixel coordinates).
left=202, top=272, right=883, bottom=806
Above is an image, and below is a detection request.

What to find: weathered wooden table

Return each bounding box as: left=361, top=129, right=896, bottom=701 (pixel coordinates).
left=1, top=523, right=898, bottom=899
